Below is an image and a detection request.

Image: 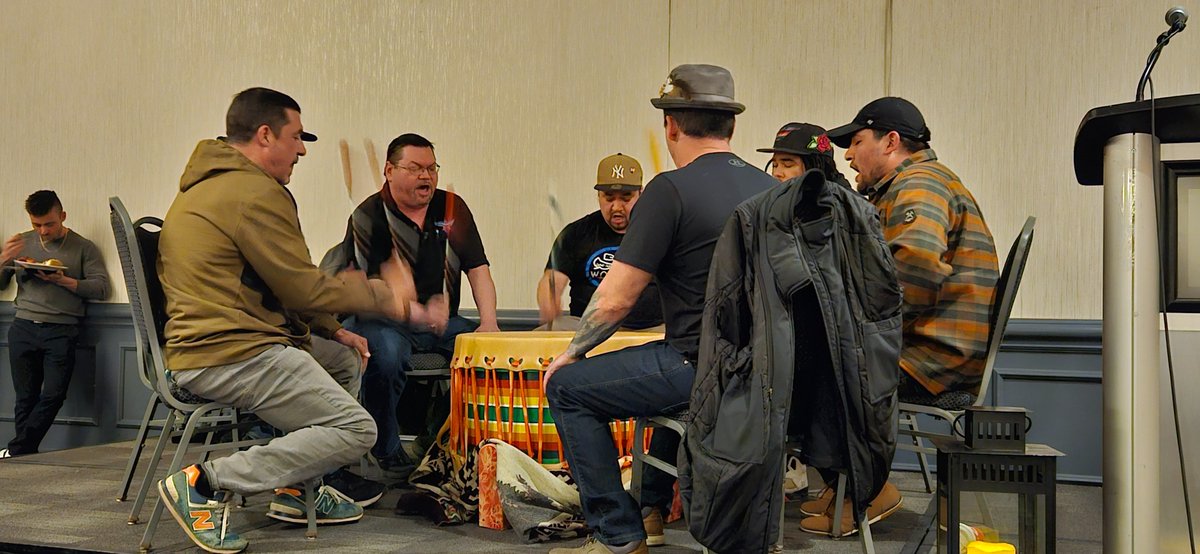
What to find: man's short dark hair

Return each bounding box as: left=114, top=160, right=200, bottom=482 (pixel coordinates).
left=872, top=129, right=929, bottom=154
left=25, top=190, right=63, bottom=216
left=386, top=133, right=435, bottom=163
left=663, top=109, right=735, bottom=140
left=225, top=87, right=302, bottom=144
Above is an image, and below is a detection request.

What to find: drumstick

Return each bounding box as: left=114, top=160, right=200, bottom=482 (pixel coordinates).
left=442, top=182, right=456, bottom=300
left=338, top=139, right=353, bottom=199
left=647, top=128, right=665, bottom=175
left=364, top=138, right=382, bottom=190
left=546, top=194, right=566, bottom=330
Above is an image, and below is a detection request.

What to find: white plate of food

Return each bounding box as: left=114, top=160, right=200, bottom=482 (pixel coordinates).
left=14, top=258, right=69, bottom=272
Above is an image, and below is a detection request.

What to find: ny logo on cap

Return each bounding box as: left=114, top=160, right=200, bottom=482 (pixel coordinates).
left=612, top=166, right=625, bottom=179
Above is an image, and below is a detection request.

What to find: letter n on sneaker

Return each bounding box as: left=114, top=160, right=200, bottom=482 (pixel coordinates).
left=158, top=464, right=248, bottom=554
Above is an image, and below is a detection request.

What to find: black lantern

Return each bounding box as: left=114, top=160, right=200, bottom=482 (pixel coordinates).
left=934, top=436, right=1063, bottom=554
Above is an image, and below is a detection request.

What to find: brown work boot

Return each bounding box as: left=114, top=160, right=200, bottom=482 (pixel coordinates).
left=799, top=486, right=834, bottom=516
left=798, top=482, right=903, bottom=537
left=549, top=537, right=649, bottom=554
left=643, top=508, right=665, bottom=546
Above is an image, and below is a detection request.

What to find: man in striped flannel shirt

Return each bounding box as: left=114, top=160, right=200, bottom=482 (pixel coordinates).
left=829, top=97, right=999, bottom=400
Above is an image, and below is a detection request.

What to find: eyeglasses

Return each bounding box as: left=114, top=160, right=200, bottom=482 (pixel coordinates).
left=391, top=162, right=441, bottom=176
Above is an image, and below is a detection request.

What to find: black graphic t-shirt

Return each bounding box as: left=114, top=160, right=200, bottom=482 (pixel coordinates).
left=546, top=211, right=663, bottom=329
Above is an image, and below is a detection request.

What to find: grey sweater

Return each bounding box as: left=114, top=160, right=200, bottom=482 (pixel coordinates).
left=0, top=229, right=110, bottom=324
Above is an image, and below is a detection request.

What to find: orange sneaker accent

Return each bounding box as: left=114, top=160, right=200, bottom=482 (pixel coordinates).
left=274, top=487, right=302, bottom=496
left=190, top=510, right=215, bottom=531
left=184, top=464, right=201, bottom=487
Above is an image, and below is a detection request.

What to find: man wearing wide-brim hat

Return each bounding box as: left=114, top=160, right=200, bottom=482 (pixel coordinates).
left=542, top=64, right=776, bottom=554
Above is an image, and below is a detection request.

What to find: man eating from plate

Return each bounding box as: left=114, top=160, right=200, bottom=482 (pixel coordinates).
left=0, top=190, right=110, bottom=459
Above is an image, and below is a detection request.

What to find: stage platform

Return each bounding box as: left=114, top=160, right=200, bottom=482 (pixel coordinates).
left=0, top=441, right=1101, bottom=553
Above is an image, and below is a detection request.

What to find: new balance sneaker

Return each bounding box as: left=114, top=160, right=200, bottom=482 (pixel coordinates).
left=266, top=483, right=364, bottom=524
left=642, top=507, right=665, bottom=547
left=549, top=537, right=649, bottom=554
left=323, top=468, right=385, bottom=507
left=157, top=465, right=247, bottom=554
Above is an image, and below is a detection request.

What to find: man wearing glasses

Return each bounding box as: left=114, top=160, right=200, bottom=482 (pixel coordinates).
left=337, top=133, right=498, bottom=481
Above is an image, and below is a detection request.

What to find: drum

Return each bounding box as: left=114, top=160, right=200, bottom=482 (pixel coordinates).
left=449, top=331, right=662, bottom=466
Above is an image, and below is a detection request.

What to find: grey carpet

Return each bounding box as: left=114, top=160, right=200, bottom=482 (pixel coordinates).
left=0, top=441, right=1101, bottom=553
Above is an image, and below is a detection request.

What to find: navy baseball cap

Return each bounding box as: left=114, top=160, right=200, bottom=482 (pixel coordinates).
left=827, top=97, right=931, bottom=149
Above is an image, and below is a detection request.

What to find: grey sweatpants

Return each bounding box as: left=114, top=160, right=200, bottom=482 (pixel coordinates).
left=173, top=336, right=377, bottom=495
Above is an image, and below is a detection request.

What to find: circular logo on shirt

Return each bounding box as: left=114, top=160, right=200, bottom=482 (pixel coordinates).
left=585, top=246, right=620, bottom=286
left=728, top=158, right=747, bottom=167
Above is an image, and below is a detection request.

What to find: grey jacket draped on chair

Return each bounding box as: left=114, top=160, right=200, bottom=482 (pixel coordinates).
left=678, top=169, right=903, bottom=552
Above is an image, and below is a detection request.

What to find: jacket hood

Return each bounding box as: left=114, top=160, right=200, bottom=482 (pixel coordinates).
left=179, top=139, right=273, bottom=192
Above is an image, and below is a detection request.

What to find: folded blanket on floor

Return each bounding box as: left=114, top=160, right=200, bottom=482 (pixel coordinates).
left=485, top=438, right=587, bottom=542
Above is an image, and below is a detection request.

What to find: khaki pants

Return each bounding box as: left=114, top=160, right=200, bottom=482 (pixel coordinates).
left=173, top=336, right=375, bottom=494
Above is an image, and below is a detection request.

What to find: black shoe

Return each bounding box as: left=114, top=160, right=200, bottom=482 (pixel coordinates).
left=323, top=468, right=385, bottom=508
left=374, top=448, right=416, bottom=483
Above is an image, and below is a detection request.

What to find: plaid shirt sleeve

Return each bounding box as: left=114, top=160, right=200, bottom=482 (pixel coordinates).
left=880, top=173, right=955, bottom=320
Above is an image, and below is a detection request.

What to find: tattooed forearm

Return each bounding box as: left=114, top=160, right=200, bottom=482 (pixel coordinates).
left=563, top=292, right=624, bottom=359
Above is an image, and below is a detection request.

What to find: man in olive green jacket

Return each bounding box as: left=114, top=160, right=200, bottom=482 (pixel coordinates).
left=155, top=88, right=415, bottom=554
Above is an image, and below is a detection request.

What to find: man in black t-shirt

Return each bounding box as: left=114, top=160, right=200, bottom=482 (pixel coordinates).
left=544, top=65, right=776, bottom=554
left=537, top=153, right=663, bottom=331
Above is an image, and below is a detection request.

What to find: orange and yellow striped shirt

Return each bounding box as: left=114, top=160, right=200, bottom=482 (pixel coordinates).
left=867, top=149, right=998, bottom=395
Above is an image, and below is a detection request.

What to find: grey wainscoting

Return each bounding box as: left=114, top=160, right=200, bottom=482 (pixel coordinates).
left=0, top=302, right=143, bottom=452
left=0, top=303, right=1108, bottom=481
left=891, top=319, right=1104, bottom=483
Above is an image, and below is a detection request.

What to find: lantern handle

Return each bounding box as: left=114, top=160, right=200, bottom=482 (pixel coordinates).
left=951, top=412, right=1034, bottom=441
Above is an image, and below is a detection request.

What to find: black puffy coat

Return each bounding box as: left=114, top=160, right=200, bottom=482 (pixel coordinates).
left=678, top=170, right=903, bottom=553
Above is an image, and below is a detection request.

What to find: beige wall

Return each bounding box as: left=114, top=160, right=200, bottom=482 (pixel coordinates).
left=2, top=0, right=1199, bottom=321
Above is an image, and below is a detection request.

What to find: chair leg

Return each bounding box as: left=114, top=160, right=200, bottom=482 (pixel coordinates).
left=831, top=473, right=848, bottom=539
left=857, top=508, right=876, bottom=554
left=775, top=472, right=786, bottom=552
left=305, top=478, right=318, bottom=539
left=129, top=408, right=177, bottom=525
left=974, top=490, right=995, bottom=528
left=119, top=394, right=161, bottom=502
left=907, top=415, right=935, bottom=493
left=629, top=418, right=647, bottom=505
left=140, top=406, right=217, bottom=552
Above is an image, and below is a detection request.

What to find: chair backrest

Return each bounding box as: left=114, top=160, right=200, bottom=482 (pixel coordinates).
left=109, top=197, right=187, bottom=408
left=974, top=216, right=1037, bottom=404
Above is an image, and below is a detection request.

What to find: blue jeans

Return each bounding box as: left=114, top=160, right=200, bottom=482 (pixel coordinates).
left=545, top=341, right=694, bottom=546
left=342, top=315, right=477, bottom=459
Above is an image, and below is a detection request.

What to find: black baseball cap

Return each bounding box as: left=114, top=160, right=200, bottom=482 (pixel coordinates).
left=827, top=97, right=931, bottom=149
left=756, top=122, right=835, bottom=157
left=216, top=131, right=318, bottom=142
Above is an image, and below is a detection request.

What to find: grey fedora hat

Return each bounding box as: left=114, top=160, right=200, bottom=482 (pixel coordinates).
left=651, top=64, right=745, bottom=114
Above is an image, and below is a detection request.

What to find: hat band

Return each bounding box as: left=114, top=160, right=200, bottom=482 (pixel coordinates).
left=668, top=92, right=738, bottom=104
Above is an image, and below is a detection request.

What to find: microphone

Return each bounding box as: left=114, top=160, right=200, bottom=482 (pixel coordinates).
left=1166, top=6, right=1188, bottom=29
left=1136, top=7, right=1189, bottom=101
